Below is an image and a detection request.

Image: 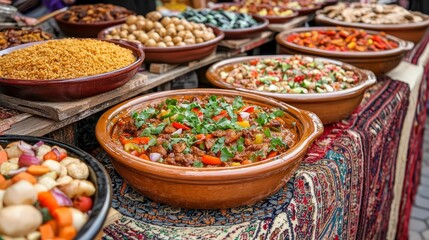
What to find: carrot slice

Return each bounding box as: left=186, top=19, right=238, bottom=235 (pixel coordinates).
left=53, top=207, right=73, bottom=228
left=0, top=174, right=5, bottom=185
left=38, top=191, right=59, bottom=214
left=0, top=179, right=12, bottom=190
left=43, top=151, right=58, bottom=161
left=39, top=222, right=56, bottom=240
left=139, top=153, right=150, bottom=160
left=58, top=225, right=76, bottom=240
left=266, top=151, right=278, bottom=159
left=202, top=155, right=222, bottom=165
left=27, top=165, right=50, bottom=176
left=0, top=149, right=7, bottom=164
left=12, top=172, right=37, bottom=184
left=241, top=160, right=253, bottom=165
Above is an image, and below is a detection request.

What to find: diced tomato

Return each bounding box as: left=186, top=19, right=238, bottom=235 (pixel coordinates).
left=73, top=196, right=93, bottom=213
left=241, top=106, right=255, bottom=113
left=249, top=59, right=258, bottom=66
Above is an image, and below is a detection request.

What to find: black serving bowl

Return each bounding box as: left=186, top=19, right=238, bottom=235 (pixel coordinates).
left=0, top=135, right=112, bottom=240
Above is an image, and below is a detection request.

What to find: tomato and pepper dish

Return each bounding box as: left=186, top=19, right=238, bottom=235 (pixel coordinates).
left=113, top=95, right=298, bottom=167
left=285, top=28, right=399, bottom=52
left=218, top=55, right=360, bottom=94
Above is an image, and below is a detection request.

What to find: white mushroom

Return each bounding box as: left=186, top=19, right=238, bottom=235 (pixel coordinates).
left=5, top=141, right=22, bottom=158
left=3, top=180, right=37, bottom=206
left=38, top=176, right=57, bottom=190
left=40, top=171, right=58, bottom=180
left=58, top=179, right=96, bottom=198
left=66, top=162, right=89, bottom=180
left=26, top=231, right=41, bottom=240
left=33, top=183, right=48, bottom=193
left=60, top=157, right=80, bottom=167
left=0, top=162, right=18, bottom=175
left=8, top=157, right=18, bottom=164
left=56, top=175, right=73, bottom=186
left=42, top=160, right=63, bottom=175
left=0, top=205, right=42, bottom=237
left=36, top=144, right=51, bottom=159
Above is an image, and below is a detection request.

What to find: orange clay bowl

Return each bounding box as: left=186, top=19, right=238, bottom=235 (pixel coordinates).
left=206, top=55, right=377, bottom=124
left=95, top=89, right=323, bottom=209
left=0, top=39, right=144, bottom=102
left=98, top=26, right=224, bottom=64
left=211, top=3, right=299, bottom=24
left=276, top=27, right=414, bottom=76
left=54, top=7, right=133, bottom=38
left=315, top=9, right=429, bottom=44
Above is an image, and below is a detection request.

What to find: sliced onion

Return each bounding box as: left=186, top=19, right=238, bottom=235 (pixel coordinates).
left=239, top=112, right=250, bottom=120
left=18, top=140, right=35, bottom=156
left=171, top=128, right=182, bottom=136
left=149, top=153, right=161, bottom=162
left=51, top=188, right=73, bottom=207
left=52, top=148, right=61, bottom=160
left=8, top=167, right=28, bottom=176
left=18, top=154, right=41, bottom=168
left=32, top=141, right=44, bottom=151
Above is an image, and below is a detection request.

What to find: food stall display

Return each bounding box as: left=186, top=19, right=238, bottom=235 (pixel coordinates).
left=0, top=28, right=52, bottom=50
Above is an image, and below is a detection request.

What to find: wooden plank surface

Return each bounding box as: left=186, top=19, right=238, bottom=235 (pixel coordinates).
left=219, top=31, right=274, bottom=53
left=0, top=52, right=228, bottom=122
left=3, top=52, right=230, bottom=136
left=267, top=15, right=310, bottom=32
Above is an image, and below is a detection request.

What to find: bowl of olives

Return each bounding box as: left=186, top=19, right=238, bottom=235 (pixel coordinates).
left=98, top=11, right=224, bottom=64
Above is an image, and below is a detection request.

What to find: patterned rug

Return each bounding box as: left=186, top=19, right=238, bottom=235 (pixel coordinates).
left=97, top=76, right=410, bottom=240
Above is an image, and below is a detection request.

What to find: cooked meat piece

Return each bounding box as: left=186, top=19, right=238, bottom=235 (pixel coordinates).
left=242, top=129, right=257, bottom=139
left=205, top=138, right=216, bottom=150
left=246, top=144, right=263, bottom=151
left=118, top=117, right=138, bottom=135
left=172, top=142, right=187, bottom=153
left=174, top=153, right=194, bottom=167
left=244, top=138, right=252, bottom=146
left=163, top=124, right=177, bottom=134
left=191, top=146, right=205, bottom=156
left=149, top=145, right=167, bottom=156
left=212, top=130, right=226, bottom=137
left=165, top=156, right=176, bottom=165
left=268, top=119, right=281, bottom=129
left=225, top=129, right=242, bottom=144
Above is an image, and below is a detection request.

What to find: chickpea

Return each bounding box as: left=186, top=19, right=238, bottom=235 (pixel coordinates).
left=196, top=37, right=204, bottom=43
left=184, top=23, right=194, bottom=31
left=148, top=32, right=161, bottom=42
left=164, top=36, right=172, bottom=42
left=119, top=30, right=128, bottom=38
left=126, top=15, right=138, bottom=25
left=128, top=24, right=137, bottom=33
left=146, top=11, right=162, bottom=21
left=136, top=20, right=146, bottom=30
left=184, top=38, right=196, bottom=45
left=184, top=32, right=194, bottom=39
left=202, top=33, right=214, bottom=41
left=156, top=42, right=167, bottom=47
left=161, top=17, right=171, bottom=26
left=176, top=42, right=186, bottom=46
left=105, top=35, right=113, bottom=40
left=127, top=34, right=136, bottom=41
left=110, top=28, right=119, bottom=35
left=137, top=15, right=145, bottom=21
left=177, top=31, right=186, bottom=38
left=137, top=33, right=149, bottom=43
left=120, top=24, right=129, bottom=31
left=166, top=28, right=177, bottom=36
left=154, top=22, right=163, bottom=30
left=158, top=28, right=167, bottom=37
left=166, top=41, right=175, bottom=47
left=145, top=39, right=157, bottom=47
left=172, top=36, right=183, bottom=44
left=192, top=23, right=201, bottom=30
left=166, top=23, right=175, bottom=29
left=111, top=35, right=120, bottom=40
left=171, top=17, right=181, bottom=25
left=145, top=20, right=154, bottom=31
left=176, top=25, right=185, bottom=32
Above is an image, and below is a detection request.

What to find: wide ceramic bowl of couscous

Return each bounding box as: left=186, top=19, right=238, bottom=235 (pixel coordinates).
left=0, top=38, right=144, bottom=101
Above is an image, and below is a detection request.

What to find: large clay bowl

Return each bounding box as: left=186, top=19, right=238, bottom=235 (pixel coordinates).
left=295, top=4, right=323, bottom=16
left=276, top=27, right=414, bottom=76
left=54, top=7, right=132, bottom=38
left=95, top=89, right=323, bottom=209
left=206, top=55, right=377, bottom=124
left=211, top=3, right=298, bottom=24
left=315, top=10, right=429, bottom=44
left=0, top=135, right=112, bottom=240
left=216, top=15, right=269, bottom=40
left=0, top=39, right=144, bottom=101
left=99, top=26, right=224, bottom=64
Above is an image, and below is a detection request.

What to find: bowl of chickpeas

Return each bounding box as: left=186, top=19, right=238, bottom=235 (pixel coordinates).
left=98, top=11, right=225, bottom=64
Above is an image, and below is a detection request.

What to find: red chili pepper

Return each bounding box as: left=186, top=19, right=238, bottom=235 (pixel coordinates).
left=172, top=122, right=191, bottom=130
left=212, top=110, right=229, bottom=121
left=192, top=107, right=203, bottom=117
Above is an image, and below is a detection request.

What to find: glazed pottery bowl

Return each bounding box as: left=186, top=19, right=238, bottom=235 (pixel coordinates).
left=206, top=55, right=377, bottom=124
left=315, top=9, right=429, bottom=43
left=211, top=14, right=269, bottom=40
left=211, top=3, right=298, bottom=24
left=99, top=26, right=224, bottom=64
left=0, top=39, right=144, bottom=101
left=276, top=27, right=414, bottom=75
left=95, top=89, right=323, bottom=209
left=55, top=8, right=132, bottom=38
left=0, top=135, right=112, bottom=239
